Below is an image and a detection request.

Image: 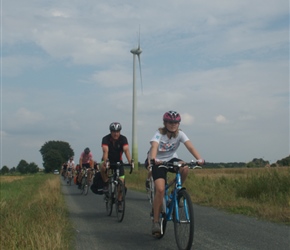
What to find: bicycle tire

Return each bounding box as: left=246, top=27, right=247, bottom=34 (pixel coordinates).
left=80, top=177, right=85, bottom=195
left=147, top=177, right=154, bottom=204
left=84, top=177, right=89, bottom=195
left=116, top=180, right=126, bottom=222
left=106, top=181, right=114, bottom=216
left=173, top=189, right=194, bottom=250
left=68, top=176, right=72, bottom=186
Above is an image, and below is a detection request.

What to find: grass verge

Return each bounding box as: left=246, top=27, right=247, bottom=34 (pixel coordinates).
left=0, top=174, right=73, bottom=250
left=125, top=166, right=290, bottom=225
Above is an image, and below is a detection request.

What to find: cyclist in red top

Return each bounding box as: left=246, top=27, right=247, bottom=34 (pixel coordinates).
left=78, top=147, right=94, bottom=188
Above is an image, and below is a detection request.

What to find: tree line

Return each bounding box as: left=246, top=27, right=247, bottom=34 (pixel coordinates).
left=1, top=140, right=289, bottom=175
left=1, top=140, right=74, bottom=175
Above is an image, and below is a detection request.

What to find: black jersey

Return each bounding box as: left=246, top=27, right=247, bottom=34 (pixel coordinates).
left=101, top=134, right=129, bottom=163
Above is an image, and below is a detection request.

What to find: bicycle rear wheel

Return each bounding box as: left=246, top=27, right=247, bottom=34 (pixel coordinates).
left=173, top=189, right=194, bottom=250
left=106, top=182, right=114, bottom=216
left=116, top=180, right=126, bottom=222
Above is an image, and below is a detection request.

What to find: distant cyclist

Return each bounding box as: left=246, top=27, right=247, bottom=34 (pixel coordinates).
left=150, top=111, right=205, bottom=236
left=78, top=147, right=94, bottom=188
left=61, top=162, right=68, bottom=179
left=66, top=157, right=75, bottom=184
left=100, top=122, right=133, bottom=211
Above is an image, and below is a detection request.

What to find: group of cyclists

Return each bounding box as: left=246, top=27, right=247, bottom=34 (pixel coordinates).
left=60, top=110, right=205, bottom=237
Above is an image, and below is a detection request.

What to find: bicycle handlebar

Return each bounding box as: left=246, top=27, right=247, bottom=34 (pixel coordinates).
left=151, top=160, right=204, bottom=170
left=106, top=160, right=134, bottom=174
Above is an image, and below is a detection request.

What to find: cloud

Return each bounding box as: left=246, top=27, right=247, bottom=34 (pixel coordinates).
left=215, top=115, right=229, bottom=124
left=15, top=108, right=45, bottom=125
left=181, top=113, right=195, bottom=125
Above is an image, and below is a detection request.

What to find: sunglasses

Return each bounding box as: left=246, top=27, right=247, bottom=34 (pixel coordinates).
left=167, top=121, right=179, bottom=125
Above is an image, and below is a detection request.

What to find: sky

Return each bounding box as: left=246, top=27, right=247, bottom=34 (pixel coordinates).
left=1, top=0, right=289, bottom=169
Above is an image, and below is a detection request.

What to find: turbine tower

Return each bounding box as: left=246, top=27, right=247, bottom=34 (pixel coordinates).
left=130, top=31, right=142, bottom=170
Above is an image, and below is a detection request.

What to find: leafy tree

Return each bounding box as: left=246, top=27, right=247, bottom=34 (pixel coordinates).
left=43, top=149, right=63, bottom=173
left=16, top=160, right=29, bottom=174
left=27, top=162, right=39, bottom=173
left=277, top=155, right=290, bottom=166
left=40, top=140, right=74, bottom=173
left=10, top=167, right=16, bottom=173
left=246, top=158, right=269, bottom=168
left=1, top=166, right=9, bottom=175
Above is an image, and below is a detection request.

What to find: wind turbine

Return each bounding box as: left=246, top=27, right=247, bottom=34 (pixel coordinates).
left=130, top=30, right=143, bottom=170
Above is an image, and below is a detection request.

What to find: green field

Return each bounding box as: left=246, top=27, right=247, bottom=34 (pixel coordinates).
left=1, top=167, right=289, bottom=249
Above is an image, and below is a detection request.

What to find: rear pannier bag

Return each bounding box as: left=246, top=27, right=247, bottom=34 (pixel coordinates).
left=91, top=171, right=104, bottom=195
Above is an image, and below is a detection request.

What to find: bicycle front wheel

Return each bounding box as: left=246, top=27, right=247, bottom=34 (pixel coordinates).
left=106, top=183, right=114, bottom=216
left=173, top=189, right=194, bottom=250
left=83, top=177, right=89, bottom=195
left=68, top=176, right=72, bottom=186
left=80, top=177, right=85, bottom=195
left=116, top=180, right=126, bottom=222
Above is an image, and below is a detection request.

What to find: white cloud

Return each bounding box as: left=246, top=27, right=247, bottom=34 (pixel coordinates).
left=215, top=115, right=229, bottom=124
left=15, top=108, right=45, bottom=125
left=181, top=113, right=195, bottom=125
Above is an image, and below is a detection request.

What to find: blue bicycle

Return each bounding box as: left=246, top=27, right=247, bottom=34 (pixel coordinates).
left=153, top=160, right=202, bottom=250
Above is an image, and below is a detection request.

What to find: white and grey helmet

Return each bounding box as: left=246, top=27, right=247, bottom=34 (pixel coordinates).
left=109, top=122, right=122, bottom=132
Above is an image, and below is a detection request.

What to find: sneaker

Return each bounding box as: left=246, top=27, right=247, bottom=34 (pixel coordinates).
left=152, top=222, right=161, bottom=236
left=145, top=180, right=150, bottom=190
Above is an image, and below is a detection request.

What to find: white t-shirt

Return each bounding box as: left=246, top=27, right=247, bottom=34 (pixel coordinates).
left=150, top=130, right=189, bottom=161
left=67, top=160, right=75, bottom=169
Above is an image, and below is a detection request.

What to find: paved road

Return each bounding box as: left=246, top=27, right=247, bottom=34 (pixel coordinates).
left=61, top=179, right=289, bottom=250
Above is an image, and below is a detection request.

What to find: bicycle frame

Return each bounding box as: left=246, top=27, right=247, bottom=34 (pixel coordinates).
left=164, top=170, right=189, bottom=222
left=104, top=161, right=133, bottom=222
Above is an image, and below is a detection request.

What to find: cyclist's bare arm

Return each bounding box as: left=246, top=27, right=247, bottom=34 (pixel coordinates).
left=184, top=140, right=204, bottom=164
left=150, top=141, right=159, bottom=162
left=123, top=144, right=132, bottom=163
left=102, top=145, right=109, bottom=163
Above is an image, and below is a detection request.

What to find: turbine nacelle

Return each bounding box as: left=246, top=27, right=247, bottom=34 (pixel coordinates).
left=130, top=48, right=142, bottom=55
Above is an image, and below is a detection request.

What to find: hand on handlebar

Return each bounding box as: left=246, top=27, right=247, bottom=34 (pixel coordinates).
left=196, top=159, right=205, bottom=166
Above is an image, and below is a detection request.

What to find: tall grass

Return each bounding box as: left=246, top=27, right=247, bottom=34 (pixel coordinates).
left=126, top=167, right=290, bottom=224
left=0, top=174, right=73, bottom=250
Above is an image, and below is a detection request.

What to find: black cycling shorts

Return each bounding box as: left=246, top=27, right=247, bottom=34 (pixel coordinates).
left=82, top=163, right=91, bottom=169
left=108, top=163, right=125, bottom=177
left=152, top=158, right=182, bottom=181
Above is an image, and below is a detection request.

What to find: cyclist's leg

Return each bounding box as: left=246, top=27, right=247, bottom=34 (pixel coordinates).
left=100, top=161, right=108, bottom=182
left=179, top=162, right=189, bottom=184
left=153, top=178, right=165, bottom=222
left=117, top=165, right=125, bottom=201
left=117, top=176, right=125, bottom=201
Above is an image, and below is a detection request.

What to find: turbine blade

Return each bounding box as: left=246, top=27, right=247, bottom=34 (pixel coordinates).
left=138, top=54, right=143, bottom=94
left=138, top=26, right=141, bottom=49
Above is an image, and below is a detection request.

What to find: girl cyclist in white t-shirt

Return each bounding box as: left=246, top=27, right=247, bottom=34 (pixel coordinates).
left=150, top=111, right=205, bottom=236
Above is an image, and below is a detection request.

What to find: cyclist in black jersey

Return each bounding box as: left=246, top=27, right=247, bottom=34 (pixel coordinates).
left=100, top=122, right=133, bottom=211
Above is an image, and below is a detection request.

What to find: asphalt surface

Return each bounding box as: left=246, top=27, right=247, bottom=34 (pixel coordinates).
left=61, top=178, right=289, bottom=250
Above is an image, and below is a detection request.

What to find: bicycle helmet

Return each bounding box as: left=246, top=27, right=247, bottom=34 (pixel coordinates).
left=84, top=147, right=90, bottom=154
left=163, top=111, right=181, bottom=123
left=109, top=122, right=122, bottom=131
